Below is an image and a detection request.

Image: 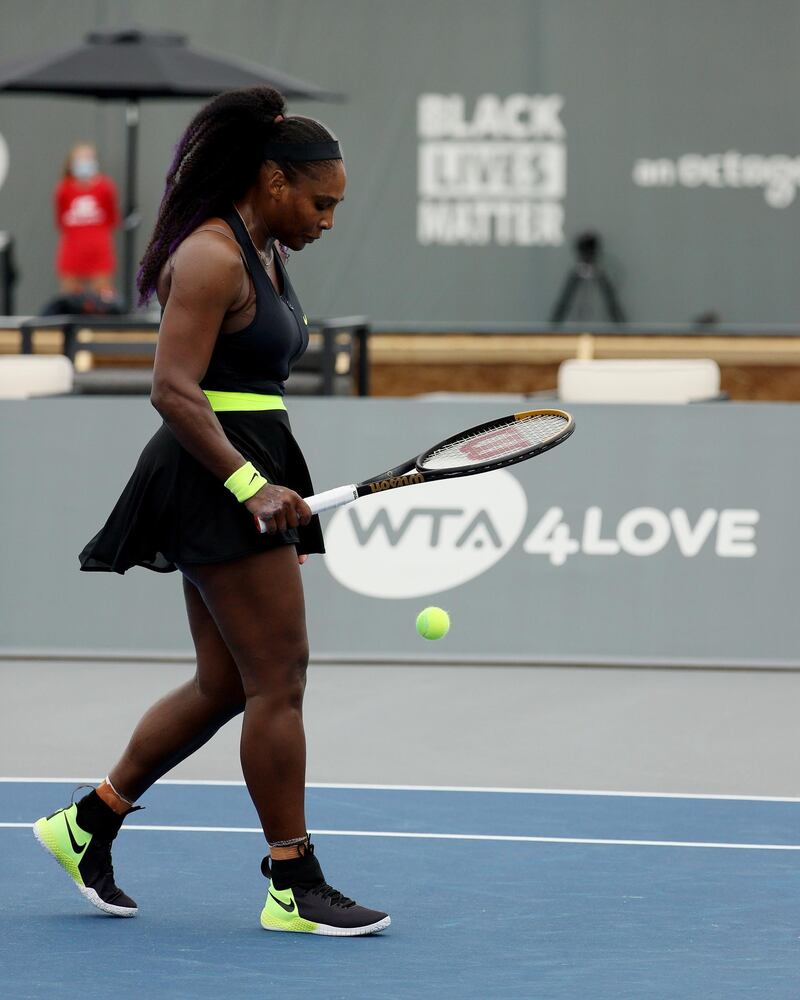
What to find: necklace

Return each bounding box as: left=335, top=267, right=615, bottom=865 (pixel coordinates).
left=255, top=245, right=275, bottom=272
left=234, top=205, right=274, bottom=271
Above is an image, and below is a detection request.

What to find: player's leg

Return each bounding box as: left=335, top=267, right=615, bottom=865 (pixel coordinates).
left=180, top=547, right=309, bottom=843
left=182, top=546, right=390, bottom=935
left=33, top=578, right=245, bottom=917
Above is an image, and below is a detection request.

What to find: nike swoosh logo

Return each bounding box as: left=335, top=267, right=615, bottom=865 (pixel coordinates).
left=249, top=472, right=259, bottom=484
left=64, top=814, right=88, bottom=854
left=268, top=891, right=296, bottom=914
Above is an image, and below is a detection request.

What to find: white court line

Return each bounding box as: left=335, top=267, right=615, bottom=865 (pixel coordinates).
left=3, top=821, right=800, bottom=851
left=1, top=776, right=800, bottom=803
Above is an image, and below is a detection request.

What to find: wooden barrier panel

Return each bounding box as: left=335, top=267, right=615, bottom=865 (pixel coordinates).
left=368, top=333, right=800, bottom=400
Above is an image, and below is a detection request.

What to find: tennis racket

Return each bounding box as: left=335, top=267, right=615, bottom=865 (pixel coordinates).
left=257, top=408, right=574, bottom=532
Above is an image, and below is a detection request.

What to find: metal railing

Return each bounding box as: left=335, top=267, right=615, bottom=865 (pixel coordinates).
left=13, top=313, right=371, bottom=396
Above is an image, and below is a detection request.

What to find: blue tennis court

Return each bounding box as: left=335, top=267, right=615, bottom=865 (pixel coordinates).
left=2, top=778, right=798, bottom=999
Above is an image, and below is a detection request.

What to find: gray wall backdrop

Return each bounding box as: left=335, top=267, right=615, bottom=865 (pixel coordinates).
left=0, top=1, right=799, bottom=325
left=1, top=397, right=797, bottom=667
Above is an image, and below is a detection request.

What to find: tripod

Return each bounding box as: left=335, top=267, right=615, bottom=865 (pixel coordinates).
left=549, top=231, right=626, bottom=324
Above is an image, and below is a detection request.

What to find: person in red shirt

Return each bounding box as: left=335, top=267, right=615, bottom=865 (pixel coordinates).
left=54, top=143, right=120, bottom=297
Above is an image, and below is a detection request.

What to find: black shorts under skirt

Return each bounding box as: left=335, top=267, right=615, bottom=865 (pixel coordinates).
left=79, top=409, right=325, bottom=574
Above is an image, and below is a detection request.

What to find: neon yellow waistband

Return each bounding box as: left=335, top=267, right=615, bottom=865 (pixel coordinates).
left=203, top=390, right=287, bottom=412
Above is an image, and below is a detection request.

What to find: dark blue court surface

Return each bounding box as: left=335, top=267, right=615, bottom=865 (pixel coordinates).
left=2, top=780, right=799, bottom=1000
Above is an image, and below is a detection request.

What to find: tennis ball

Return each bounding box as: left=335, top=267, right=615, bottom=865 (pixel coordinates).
left=416, top=606, right=450, bottom=640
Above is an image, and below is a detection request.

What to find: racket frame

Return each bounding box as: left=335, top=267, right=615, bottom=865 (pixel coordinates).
left=355, top=407, right=575, bottom=498
left=416, top=406, right=573, bottom=476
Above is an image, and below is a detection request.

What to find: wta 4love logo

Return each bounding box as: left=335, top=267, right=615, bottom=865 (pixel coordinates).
left=324, top=470, right=760, bottom=599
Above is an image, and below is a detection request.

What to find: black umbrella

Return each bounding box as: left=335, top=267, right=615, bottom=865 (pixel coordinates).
left=0, top=28, right=343, bottom=308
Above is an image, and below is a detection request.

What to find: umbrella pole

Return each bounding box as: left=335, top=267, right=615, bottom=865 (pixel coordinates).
left=123, top=100, right=140, bottom=311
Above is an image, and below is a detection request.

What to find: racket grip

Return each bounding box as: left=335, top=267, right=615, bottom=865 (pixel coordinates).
left=255, top=484, right=359, bottom=533
left=305, top=484, right=359, bottom=515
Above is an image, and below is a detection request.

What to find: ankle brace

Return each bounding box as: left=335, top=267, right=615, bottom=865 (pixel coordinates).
left=75, top=789, right=141, bottom=841
left=263, top=845, right=325, bottom=890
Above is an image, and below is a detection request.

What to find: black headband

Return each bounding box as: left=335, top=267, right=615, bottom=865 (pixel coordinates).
left=263, top=140, right=342, bottom=162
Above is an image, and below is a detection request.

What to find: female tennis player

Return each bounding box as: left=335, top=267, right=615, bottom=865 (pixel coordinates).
left=33, top=86, right=390, bottom=937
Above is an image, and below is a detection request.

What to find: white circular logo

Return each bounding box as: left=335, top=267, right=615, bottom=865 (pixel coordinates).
left=323, top=469, right=528, bottom=599
left=0, top=132, right=8, bottom=191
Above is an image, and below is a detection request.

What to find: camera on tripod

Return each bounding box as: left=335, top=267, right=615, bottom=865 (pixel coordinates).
left=549, top=230, right=626, bottom=325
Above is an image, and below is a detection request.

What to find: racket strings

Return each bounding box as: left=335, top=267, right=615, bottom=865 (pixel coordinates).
left=420, top=413, right=569, bottom=470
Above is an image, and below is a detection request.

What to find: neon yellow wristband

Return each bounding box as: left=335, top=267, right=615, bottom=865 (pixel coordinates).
left=224, top=461, right=268, bottom=502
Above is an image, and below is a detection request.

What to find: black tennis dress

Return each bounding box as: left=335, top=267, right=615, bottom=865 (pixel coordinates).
left=79, top=209, right=325, bottom=574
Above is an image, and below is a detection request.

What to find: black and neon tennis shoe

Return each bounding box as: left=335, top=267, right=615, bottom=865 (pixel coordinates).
left=33, top=789, right=138, bottom=917
left=260, top=842, right=390, bottom=936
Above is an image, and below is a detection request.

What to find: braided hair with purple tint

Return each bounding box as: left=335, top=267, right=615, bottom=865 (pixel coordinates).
left=137, top=86, right=338, bottom=306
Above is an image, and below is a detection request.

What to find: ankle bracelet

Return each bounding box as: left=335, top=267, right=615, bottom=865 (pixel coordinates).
left=269, top=834, right=309, bottom=848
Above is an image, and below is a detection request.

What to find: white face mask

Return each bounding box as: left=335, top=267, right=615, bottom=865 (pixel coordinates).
left=72, top=157, right=98, bottom=180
